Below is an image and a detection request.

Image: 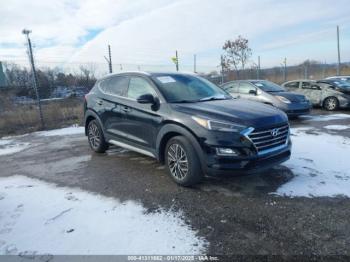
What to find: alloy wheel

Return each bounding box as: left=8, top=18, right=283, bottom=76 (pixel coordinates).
left=88, top=122, right=101, bottom=150
left=167, top=143, right=189, bottom=180
left=325, top=98, right=337, bottom=111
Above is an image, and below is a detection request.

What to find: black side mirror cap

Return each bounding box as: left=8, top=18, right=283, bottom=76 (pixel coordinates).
left=249, top=89, right=257, bottom=95
left=137, top=93, right=156, bottom=104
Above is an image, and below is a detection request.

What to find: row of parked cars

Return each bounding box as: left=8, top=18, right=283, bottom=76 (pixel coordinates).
left=221, top=76, right=350, bottom=117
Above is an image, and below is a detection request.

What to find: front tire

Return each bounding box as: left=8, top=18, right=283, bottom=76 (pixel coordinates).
left=323, top=97, right=339, bottom=111
left=165, top=136, right=203, bottom=186
left=87, top=120, right=109, bottom=153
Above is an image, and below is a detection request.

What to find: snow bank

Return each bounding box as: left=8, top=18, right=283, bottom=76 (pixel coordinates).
left=0, top=176, right=207, bottom=255
left=35, top=126, right=84, bottom=137
left=275, top=128, right=350, bottom=197
left=324, top=125, right=350, bottom=130
left=0, top=140, right=30, bottom=156
left=301, top=113, right=350, bottom=122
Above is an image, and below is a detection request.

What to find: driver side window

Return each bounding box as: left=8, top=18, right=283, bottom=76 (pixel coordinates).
left=127, top=77, right=157, bottom=100
left=239, top=83, right=256, bottom=94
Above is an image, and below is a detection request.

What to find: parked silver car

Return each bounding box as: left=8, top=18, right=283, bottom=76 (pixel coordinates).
left=221, top=80, right=311, bottom=117
left=282, top=79, right=350, bottom=111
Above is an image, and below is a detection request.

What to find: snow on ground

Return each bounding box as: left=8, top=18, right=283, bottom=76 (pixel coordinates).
left=35, top=126, right=84, bottom=137
left=275, top=128, right=350, bottom=197
left=324, top=125, right=350, bottom=130
left=300, top=113, right=350, bottom=122
left=0, top=140, right=30, bottom=156
left=0, top=176, right=207, bottom=255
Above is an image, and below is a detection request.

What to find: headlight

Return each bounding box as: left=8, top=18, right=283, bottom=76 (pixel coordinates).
left=275, top=95, right=291, bottom=104
left=192, top=116, right=245, bottom=132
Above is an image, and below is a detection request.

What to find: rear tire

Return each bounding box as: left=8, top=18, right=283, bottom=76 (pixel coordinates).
left=165, top=136, right=203, bottom=186
left=323, top=97, right=339, bottom=111
left=87, top=119, right=109, bottom=153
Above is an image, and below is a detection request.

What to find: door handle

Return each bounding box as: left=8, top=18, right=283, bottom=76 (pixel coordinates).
left=121, top=106, right=130, bottom=112
left=96, top=100, right=103, bottom=106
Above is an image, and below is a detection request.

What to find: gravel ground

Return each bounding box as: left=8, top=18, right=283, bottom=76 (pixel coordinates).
left=0, top=109, right=350, bottom=257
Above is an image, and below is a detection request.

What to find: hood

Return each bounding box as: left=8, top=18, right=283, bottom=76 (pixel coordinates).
left=171, top=99, right=288, bottom=128
left=336, top=87, right=350, bottom=95
left=269, top=91, right=306, bottom=102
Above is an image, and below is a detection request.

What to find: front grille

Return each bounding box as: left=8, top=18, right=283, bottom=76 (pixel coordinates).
left=248, top=124, right=289, bottom=154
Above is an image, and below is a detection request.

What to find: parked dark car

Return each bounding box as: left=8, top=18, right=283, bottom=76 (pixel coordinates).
left=221, top=80, right=311, bottom=118
left=325, top=76, right=350, bottom=84
left=317, top=79, right=350, bottom=95
left=84, top=72, right=291, bottom=186
left=282, top=79, right=350, bottom=111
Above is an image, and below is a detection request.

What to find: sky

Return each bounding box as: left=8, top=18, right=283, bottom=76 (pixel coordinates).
left=0, top=0, right=350, bottom=74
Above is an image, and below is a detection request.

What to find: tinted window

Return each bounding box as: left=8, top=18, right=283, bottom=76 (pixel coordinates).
left=301, top=82, right=321, bottom=90
left=127, top=77, right=157, bottom=99
left=223, top=82, right=239, bottom=93
left=239, top=83, right=256, bottom=94
left=285, top=82, right=299, bottom=89
left=100, top=76, right=129, bottom=96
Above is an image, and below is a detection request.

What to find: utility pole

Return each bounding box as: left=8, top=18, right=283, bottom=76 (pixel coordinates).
left=337, top=25, right=341, bottom=76
left=104, top=45, right=113, bottom=73
left=193, top=54, right=197, bottom=73
left=22, top=29, right=44, bottom=129
left=257, top=56, right=261, bottom=79
left=283, top=57, right=287, bottom=82
left=175, top=50, right=179, bottom=71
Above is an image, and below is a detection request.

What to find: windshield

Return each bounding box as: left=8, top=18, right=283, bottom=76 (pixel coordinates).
left=251, top=80, right=285, bottom=92
left=152, top=74, right=231, bottom=103
left=331, top=80, right=350, bottom=88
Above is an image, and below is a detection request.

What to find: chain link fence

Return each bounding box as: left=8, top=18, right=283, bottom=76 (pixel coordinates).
left=1, top=59, right=349, bottom=137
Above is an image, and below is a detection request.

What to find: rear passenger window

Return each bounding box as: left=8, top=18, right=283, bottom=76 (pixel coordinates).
left=301, top=82, right=311, bottom=89
left=127, top=77, right=157, bottom=99
left=285, top=82, right=299, bottom=89
left=100, top=76, right=129, bottom=96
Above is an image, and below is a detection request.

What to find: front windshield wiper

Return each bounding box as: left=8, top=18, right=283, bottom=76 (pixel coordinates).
left=199, top=96, right=228, bottom=102
left=171, top=99, right=199, bottom=103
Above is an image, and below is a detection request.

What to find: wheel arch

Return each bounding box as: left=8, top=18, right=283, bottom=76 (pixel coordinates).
left=323, top=96, right=339, bottom=110
left=156, top=122, right=205, bottom=167
left=84, top=109, right=104, bottom=136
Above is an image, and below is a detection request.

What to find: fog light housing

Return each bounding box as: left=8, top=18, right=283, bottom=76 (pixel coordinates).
left=216, top=148, right=239, bottom=156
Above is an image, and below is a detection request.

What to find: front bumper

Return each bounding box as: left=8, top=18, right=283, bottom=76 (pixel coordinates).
left=203, top=141, right=292, bottom=176
left=281, top=102, right=311, bottom=117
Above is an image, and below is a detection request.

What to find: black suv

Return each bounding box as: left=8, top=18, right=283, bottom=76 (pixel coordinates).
left=84, top=72, right=291, bottom=186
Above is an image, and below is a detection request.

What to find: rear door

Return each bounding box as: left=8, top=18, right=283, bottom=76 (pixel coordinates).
left=301, top=81, right=322, bottom=105
left=98, top=75, right=130, bottom=141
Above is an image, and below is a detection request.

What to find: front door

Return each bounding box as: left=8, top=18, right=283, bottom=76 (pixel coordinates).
left=238, top=82, right=259, bottom=102
left=122, top=76, right=163, bottom=151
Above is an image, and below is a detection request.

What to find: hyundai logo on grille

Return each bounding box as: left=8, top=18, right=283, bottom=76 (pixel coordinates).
left=271, top=128, right=280, bottom=137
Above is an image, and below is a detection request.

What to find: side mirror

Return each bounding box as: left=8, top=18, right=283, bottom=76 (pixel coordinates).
left=249, top=89, right=257, bottom=95
left=137, top=93, right=155, bottom=104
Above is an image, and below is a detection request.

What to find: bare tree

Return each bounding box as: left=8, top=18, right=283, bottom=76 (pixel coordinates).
left=222, top=35, right=252, bottom=79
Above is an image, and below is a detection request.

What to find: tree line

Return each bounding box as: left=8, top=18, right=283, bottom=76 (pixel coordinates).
left=2, top=62, right=97, bottom=98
